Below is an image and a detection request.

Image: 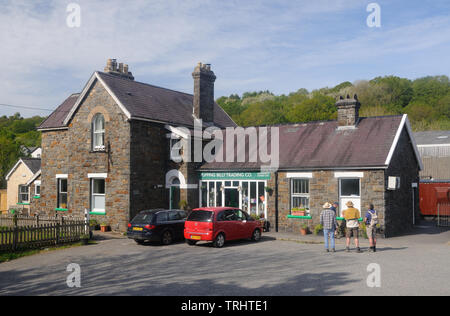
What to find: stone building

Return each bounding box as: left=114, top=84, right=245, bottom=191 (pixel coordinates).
left=37, top=60, right=235, bottom=231
left=198, top=96, right=423, bottom=237
left=37, top=60, right=422, bottom=237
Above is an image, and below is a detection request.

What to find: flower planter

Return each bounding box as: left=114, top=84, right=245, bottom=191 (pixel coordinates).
left=100, top=225, right=110, bottom=232
left=300, top=228, right=309, bottom=235
left=292, top=211, right=306, bottom=216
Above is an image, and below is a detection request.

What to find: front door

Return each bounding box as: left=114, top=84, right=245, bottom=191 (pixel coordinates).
left=225, top=188, right=239, bottom=208
left=170, top=186, right=180, bottom=210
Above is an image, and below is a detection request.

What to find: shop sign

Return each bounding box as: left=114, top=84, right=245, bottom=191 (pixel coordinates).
left=200, top=172, right=271, bottom=180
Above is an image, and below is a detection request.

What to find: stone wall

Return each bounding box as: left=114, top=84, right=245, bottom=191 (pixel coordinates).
left=384, top=127, right=420, bottom=237
left=129, top=120, right=169, bottom=219
left=39, top=79, right=131, bottom=231
left=267, top=170, right=386, bottom=235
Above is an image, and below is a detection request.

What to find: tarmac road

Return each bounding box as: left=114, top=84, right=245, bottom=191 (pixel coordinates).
left=0, top=222, right=449, bottom=296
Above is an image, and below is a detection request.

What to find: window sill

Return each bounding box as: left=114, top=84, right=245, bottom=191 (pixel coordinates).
left=287, top=215, right=312, bottom=219
left=90, top=150, right=107, bottom=154
left=17, top=203, right=30, bottom=205
left=90, top=211, right=106, bottom=215
left=33, top=196, right=41, bottom=199
left=336, top=217, right=363, bottom=222
left=55, top=208, right=68, bottom=212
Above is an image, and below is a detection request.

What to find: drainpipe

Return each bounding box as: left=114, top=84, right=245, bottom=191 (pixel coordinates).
left=275, top=171, right=279, bottom=232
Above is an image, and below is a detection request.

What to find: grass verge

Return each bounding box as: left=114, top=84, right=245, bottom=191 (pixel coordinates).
left=0, top=240, right=97, bottom=263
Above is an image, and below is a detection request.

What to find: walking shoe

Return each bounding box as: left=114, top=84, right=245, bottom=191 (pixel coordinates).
left=325, top=249, right=329, bottom=253
left=331, top=249, right=336, bottom=253
left=373, top=246, right=377, bottom=252
left=346, top=247, right=350, bottom=252
left=356, top=247, right=362, bottom=253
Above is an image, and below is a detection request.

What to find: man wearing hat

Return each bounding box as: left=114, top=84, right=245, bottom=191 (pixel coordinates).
left=343, top=201, right=362, bottom=253
left=320, top=202, right=338, bottom=253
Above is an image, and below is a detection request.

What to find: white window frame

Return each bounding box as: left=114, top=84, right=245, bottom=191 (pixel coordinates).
left=57, top=178, right=68, bottom=209
left=18, top=185, right=30, bottom=203
left=34, top=180, right=41, bottom=197
left=91, top=178, right=106, bottom=214
left=92, top=114, right=105, bottom=151
left=290, top=178, right=310, bottom=211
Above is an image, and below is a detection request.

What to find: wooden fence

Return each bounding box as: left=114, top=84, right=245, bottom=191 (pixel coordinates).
left=0, top=215, right=88, bottom=252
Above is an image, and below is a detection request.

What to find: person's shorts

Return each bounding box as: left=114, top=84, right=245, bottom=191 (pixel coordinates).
left=346, top=227, right=359, bottom=238
left=366, top=226, right=376, bottom=239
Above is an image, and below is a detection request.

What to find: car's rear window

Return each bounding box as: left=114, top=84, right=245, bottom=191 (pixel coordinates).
left=131, top=213, right=155, bottom=224
left=187, top=210, right=214, bottom=222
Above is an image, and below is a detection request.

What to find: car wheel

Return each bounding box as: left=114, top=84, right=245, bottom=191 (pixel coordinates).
left=213, top=233, right=225, bottom=248
left=135, top=239, right=145, bottom=245
left=186, top=239, right=198, bottom=246
left=161, top=230, right=173, bottom=245
left=252, top=229, right=261, bottom=242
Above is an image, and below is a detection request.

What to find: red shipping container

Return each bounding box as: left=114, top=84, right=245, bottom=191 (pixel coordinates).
left=419, top=182, right=450, bottom=216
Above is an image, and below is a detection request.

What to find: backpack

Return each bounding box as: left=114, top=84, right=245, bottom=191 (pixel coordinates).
left=369, top=210, right=378, bottom=227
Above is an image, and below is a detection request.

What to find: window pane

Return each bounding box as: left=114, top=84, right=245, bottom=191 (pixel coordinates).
left=94, top=115, right=105, bottom=132
left=292, top=197, right=309, bottom=209
left=36, top=185, right=41, bottom=196
left=292, top=179, right=309, bottom=194
left=201, top=182, right=207, bottom=207
left=93, top=195, right=105, bottom=210
left=59, top=179, right=67, bottom=193
left=59, top=193, right=68, bottom=209
left=216, top=182, right=222, bottom=206
left=93, top=179, right=105, bottom=194
left=340, top=179, right=360, bottom=196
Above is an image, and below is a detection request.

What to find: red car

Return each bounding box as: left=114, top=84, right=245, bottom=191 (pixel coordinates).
left=184, top=207, right=263, bottom=248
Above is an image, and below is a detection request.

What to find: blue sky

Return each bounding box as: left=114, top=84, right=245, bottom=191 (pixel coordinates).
left=0, top=0, right=449, bottom=117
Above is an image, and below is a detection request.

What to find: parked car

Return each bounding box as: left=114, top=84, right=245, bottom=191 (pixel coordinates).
left=184, top=207, right=262, bottom=248
left=127, top=209, right=187, bottom=245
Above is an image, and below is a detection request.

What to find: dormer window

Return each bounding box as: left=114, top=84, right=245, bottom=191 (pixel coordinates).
left=92, top=114, right=105, bottom=151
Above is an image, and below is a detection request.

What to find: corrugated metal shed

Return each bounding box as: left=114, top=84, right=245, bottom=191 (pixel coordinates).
left=414, top=131, right=450, bottom=180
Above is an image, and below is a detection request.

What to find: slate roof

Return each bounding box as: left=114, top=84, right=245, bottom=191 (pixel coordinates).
left=199, top=115, right=406, bottom=170
left=38, top=72, right=236, bottom=130
left=96, top=72, right=236, bottom=128
left=21, top=158, right=41, bottom=174
left=413, top=131, right=450, bottom=145
left=38, top=93, right=80, bottom=129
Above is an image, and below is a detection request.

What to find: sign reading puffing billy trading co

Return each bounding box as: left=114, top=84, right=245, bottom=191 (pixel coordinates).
left=199, top=172, right=271, bottom=181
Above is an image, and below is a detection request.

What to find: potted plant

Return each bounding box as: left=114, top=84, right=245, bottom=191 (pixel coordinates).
left=264, top=186, right=274, bottom=196
left=300, top=223, right=309, bottom=235
left=100, top=222, right=110, bottom=232
left=89, top=219, right=100, bottom=231
left=80, top=234, right=90, bottom=245
left=314, top=224, right=323, bottom=236
left=291, top=207, right=306, bottom=216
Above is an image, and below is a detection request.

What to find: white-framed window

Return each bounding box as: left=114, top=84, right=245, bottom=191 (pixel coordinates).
left=34, top=181, right=41, bottom=197
left=18, top=185, right=29, bottom=203
left=92, top=113, right=105, bottom=151
left=91, top=178, right=106, bottom=214
left=57, top=178, right=68, bottom=209
left=290, top=178, right=310, bottom=210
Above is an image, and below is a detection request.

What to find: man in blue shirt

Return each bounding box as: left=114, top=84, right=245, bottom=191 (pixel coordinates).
left=364, top=204, right=378, bottom=252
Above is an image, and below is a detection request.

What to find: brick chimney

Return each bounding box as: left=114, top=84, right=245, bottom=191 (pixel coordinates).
left=336, top=94, right=361, bottom=127
left=192, top=62, right=216, bottom=122
left=104, top=59, right=134, bottom=80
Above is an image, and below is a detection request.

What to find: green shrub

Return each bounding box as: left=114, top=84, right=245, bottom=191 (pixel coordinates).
left=314, top=224, right=323, bottom=235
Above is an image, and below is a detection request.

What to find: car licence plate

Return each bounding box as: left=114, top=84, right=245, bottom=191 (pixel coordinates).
left=133, top=227, right=143, bottom=231
left=191, top=235, right=201, bottom=240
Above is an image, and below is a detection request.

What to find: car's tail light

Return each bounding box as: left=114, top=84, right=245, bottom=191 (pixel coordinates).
left=127, top=223, right=132, bottom=228
left=144, top=225, right=156, bottom=230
